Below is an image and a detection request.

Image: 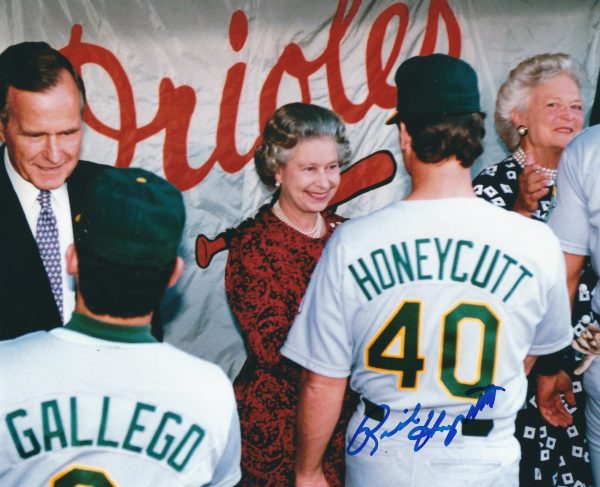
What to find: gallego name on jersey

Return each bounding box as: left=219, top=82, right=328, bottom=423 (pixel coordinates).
left=348, top=238, right=533, bottom=302
left=5, top=396, right=205, bottom=472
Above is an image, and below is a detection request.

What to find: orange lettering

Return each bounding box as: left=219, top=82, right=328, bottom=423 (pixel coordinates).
left=60, top=1, right=461, bottom=191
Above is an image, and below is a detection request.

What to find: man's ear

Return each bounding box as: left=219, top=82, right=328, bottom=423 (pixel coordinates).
left=167, top=256, right=184, bottom=289
left=399, top=122, right=412, bottom=151
left=66, top=244, right=78, bottom=276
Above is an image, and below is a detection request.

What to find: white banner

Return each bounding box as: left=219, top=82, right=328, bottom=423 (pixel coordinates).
left=3, top=0, right=599, bottom=376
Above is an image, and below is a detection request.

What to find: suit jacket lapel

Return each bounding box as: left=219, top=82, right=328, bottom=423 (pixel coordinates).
left=0, top=145, right=40, bottom=255
left=0, top=144, right=60, bottom=335
left=67, top=160, right=94, bottom=217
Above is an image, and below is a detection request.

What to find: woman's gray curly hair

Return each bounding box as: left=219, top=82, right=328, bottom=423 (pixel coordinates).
left=495, top=53, right=583, bottom=151
left=254, top=102, right=352, bottom=189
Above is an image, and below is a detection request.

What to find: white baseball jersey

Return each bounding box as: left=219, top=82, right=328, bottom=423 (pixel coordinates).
left=0, top=314, right=241, bottom=486
left=548, top=125, right=600, bottom=486
left=282, top=197, right=572, bottom=422
left=548, top=125, right=600, bottom=314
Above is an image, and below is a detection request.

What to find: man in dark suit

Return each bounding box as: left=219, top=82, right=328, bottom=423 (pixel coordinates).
left=0, top=41, right=105, bottom=339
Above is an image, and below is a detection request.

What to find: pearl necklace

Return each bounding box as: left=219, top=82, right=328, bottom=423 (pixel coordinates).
left=513, top=147, right=558, bottom=180
left=272, top=200, right=324, bottom=238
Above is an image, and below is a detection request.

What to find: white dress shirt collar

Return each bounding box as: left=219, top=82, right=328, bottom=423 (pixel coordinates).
left=4, top=151, right=75, bottom=323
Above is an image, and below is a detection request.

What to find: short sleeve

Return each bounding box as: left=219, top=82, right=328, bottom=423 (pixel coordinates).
left=206, top=398, right=241, bottom=486
left=528, top=236, right=574, bottom=355
left=281, top=233, right=353, bottom=378
left=548, top=145, right=590, bottom=256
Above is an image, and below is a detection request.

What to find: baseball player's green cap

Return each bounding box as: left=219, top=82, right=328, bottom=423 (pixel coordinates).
left=385, top=53, right=481, bottom=125
left=74, top=167, right=185, bottom=267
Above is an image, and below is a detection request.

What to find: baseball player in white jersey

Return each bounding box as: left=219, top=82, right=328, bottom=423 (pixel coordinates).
left=0, top=168, right=241, bottom=486
left=547, top=124, right=600, bottom=485
left=281, top=54, right=573, bottom=487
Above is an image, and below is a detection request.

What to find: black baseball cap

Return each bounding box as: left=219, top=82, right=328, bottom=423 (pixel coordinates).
left=74, top=167, right=185, bottom=268
left=386, top=53, right=481, bottom=125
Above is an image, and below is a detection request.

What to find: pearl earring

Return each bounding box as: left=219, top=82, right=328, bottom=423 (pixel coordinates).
left=517, top=125, right=528, bottom=137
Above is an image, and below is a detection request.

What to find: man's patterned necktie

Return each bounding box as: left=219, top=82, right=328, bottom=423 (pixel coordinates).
left=36, top=190, right=63, bottom=322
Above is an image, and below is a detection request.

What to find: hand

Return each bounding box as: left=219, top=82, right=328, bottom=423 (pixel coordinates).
left=513, top=155, right=551, bottom=217
left=572, top=323, right=600, bottom=355
left=571, top=323, right=600, bottom=374
left=295, top=469, right=330, bottom=487
left=524, top=355, right=537, bottom=375
left=536, top=370, right=575, bottom=427
left=574, top=354, right=596, bottom=375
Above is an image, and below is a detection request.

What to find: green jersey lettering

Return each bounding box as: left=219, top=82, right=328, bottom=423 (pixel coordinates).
left=490, top=254, right=517, bottom=293
left=471, top=245, right=501, bottom=289
left=451, top=240, right=474, bottom=282
left=371, top=249, right=395, bottom=290
left=97, top=397, right=119, bottom=448
left=349, top=258, right=381, bottom=301
left=433, top=238, right=453, bottom=280
left=503, top=265, right=534, bottom=302
left=123, top=402, right=156, bottom=453
left=415, top=238, right=433, bottom=281
left=391, top=242, right=414, bottom=284
left=69, top=397, right=93, bottom=447
left=5, top=409, right=41, bottom=459
left=41, top=400, right=67, bottom=451
left=168, top=424, right=205, bottom=472
left=147, top=411, right=183, bottom=460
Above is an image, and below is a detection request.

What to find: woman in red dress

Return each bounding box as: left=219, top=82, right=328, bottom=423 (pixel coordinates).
left=225, top=103, right=352, bottom=486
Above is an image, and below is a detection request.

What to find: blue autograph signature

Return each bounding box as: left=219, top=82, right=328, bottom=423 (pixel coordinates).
left=346, top=384, right=505, bottom=456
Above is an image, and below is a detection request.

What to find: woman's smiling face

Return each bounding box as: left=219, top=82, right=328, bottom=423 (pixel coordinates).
left=276, top=136, right=341, bottom=222
left=516, top=73, right=583, bottom=154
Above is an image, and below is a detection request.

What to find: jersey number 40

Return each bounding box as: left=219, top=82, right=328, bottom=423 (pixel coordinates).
left=366, top=300, right=499, bottom=400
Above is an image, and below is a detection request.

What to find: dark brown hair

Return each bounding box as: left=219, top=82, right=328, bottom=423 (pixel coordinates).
left=0, top=41, right=86, bottom=123
left=401, top=112, right=486, bottom=168
left=77, top=247, right=174, bottom=319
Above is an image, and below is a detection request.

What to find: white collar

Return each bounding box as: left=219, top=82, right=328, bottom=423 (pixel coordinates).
left=4, top=150, right=69, bottom=212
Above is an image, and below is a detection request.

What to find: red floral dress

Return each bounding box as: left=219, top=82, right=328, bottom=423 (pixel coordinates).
left=225, top=204, right=352, bottom=487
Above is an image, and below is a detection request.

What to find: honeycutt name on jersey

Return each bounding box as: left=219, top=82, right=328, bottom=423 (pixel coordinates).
left=4, top=394, right=205, bottom=472
left=348, top=237, right=534, bottom=303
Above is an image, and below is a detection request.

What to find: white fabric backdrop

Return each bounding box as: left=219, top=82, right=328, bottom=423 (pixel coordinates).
left=3, top=0, right=599, bottom=377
